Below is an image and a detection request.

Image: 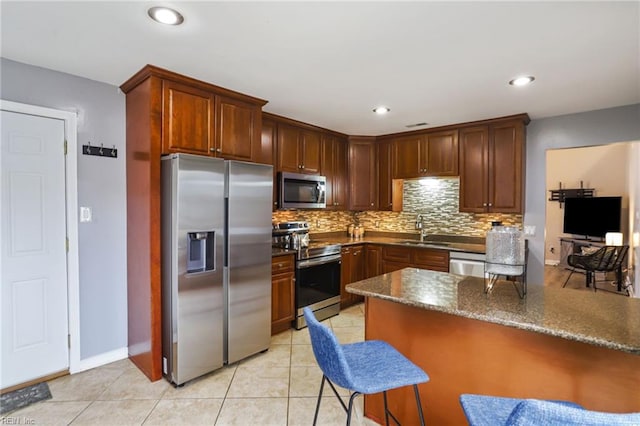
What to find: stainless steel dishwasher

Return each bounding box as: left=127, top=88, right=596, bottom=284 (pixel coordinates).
left=449, top=251, right=486, bottom=277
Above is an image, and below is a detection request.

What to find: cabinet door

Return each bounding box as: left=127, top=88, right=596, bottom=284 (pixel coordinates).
left=277, top=124, right=301, bottom=173
left=340, top=247, right=353, bottom=307
left=350, top=245, right=365, bottom=303
left=489, top=121, right=524, bottom=213
left=271, top=272, right=294, bottom=334
left=426, top=130, right=458, bottom=176
left=272, top=255, right=295, bottom=335
left=412, top=248, right=449, bottom=272
left=349, top=138, right=378, bottom=210
left=333, top=137, right=349, bottom=209
left=378, top=140, right=393, bottom=211
left=382, top=260, right=410, bottom=274
left=392, top=135, right=423, bottom=179
left=366, top=245, right=383, bottom=278
left=321, top=135, right=348, bottom=209
left=459, top=126, right=489, bottom=213
left=300, top=130, right=321, bottom=174
left=216, top=96, right=259, bottom=161
left=162, top=80, right=215, bottom=155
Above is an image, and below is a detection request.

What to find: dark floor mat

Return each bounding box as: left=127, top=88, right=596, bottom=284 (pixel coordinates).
left=0, top=382, right=52, bottom=415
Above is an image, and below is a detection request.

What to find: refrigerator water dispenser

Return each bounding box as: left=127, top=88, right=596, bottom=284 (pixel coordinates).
left=187, top=231, right=215, bottom=273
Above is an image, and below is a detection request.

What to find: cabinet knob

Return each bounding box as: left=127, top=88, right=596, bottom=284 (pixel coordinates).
left=216, top=148, right=222, bottom=153
left=301, top=165, right=305, bottom=169
left=298, top=165, right=302, bottom=169
left=210, top=148, right=215, bottom=152
left=488, top=203, right=493, bottom=207
left=370, top=203, right=374, bottom=206
left=483, top=203, right=487, bottom=207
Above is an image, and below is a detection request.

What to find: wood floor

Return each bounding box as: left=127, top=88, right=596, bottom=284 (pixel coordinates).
left=544, top=264, right=631, bottom=296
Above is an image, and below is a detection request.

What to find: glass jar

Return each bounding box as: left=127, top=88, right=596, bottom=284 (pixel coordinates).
left=486, top=226, right=525, bottom=275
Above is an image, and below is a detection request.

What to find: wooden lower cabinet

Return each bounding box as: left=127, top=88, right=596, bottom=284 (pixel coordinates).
left=365, top=245, right=383, bottom=278
left=271, top=254, right=295, bottom=335
left=341, top=245, right=366, bottom=308
left=382, top=245, right=449, bottom=274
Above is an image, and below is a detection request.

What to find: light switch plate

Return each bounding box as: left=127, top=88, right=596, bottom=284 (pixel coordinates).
left=524, top=225, right=535, bottom=236
left=80, top=206, right=92, bottom=223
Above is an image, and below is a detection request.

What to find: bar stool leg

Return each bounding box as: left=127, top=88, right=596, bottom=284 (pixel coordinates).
left=414, top=384, right=426, bottom=426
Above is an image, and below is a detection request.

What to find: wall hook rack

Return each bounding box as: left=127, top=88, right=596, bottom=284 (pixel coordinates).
left=548, top=181, right=594, bottom=206
left=83, top=142, right=118, bottom=159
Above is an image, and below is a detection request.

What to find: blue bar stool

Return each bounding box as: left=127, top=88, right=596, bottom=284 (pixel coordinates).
left=460, top=394, right=640, bottom=425
left=303, top=307, right=429, bottom=425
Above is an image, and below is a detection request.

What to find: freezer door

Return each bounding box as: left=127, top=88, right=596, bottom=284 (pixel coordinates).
left=225, top=161, right=273, bottom=364
left=161, top=154, right=225, bottom=385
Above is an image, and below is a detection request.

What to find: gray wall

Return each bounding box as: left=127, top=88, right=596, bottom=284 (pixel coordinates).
left=1, top=58, right=127, bottom=359
left=525, top=103, right=640, bottom=285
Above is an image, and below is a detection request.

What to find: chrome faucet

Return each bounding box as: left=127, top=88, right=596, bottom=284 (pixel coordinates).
left=415, top=214, right=425, bottom=241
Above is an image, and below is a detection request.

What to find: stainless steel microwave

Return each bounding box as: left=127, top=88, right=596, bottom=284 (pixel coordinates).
left=278, top=172, right=326, bottom=209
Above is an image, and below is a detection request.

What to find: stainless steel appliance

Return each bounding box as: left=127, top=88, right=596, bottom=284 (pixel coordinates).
left=272, top=222, right=341, bottom=329
left=161, top=154, right=272, bottom=386
left=278, top=172, right=326, bottom=209
left=449, top=251, right=486, bottom=278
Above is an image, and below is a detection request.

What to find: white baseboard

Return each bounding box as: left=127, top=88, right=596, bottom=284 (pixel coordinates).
left=72, top=347, right=128, bottom=374
left=545, top=260, right=560, bottom=266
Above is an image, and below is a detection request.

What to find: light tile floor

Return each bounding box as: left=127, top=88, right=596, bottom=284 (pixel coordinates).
left=4, top=304, right=378, bottom=426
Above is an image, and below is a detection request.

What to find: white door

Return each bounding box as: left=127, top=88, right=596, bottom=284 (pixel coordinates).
left=0, top=110, right=69, bottom=389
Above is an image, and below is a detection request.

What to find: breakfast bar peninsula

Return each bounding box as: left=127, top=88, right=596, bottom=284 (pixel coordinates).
left=346, top=268, right=640, bottom=425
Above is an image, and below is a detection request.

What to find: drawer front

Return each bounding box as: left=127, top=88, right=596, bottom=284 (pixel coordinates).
left=382, top=246, right=411, bottom=263
left=412, top=248, right=449, bottom=271
left=272, top=254, right=295, bottom=274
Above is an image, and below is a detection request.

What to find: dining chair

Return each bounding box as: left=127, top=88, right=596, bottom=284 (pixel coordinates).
left=563, top=245, right=628, bottom=291
left=459, top=394, right=640, bottom=425
left=303, top=307, right=429, bottom=426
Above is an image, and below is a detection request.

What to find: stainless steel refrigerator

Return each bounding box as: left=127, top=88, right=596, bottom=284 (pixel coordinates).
left=161, top=153, right=272, bottom=386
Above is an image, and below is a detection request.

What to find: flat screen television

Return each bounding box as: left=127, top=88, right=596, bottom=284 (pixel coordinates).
left=563, top=196, right=622, bottom=239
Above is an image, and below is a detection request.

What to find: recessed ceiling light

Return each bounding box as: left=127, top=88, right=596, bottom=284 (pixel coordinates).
left=509, top=76, right=535, bottom=87
left=148, top=7, right=184, bottom=25
left=373, top=106, right=390, bottom=114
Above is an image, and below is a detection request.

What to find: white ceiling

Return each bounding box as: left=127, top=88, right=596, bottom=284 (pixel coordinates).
left=1, top=1, right=638, bottom=135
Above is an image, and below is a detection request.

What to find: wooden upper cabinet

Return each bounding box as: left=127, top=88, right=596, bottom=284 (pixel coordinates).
left=277, top=124, right=301, bottom=172
left=489, top=120, right=525, bottom=213
left=459, top=117, right=527, bottom=214
left=378, top=139, right=394, bottom=211
left=392, top=130, right=458, bottom=179
left=321, top=134, right=348, bottom=209
left=162, top=80, right=215, bottom=155
left=300, top=130, right=321, bottom=174
left=276, top=124, right=321, bottom=174
left=459, top=126, right=489, bottom=213
left=151, top=68, right=265, bottom=161
left=216, top=96, right=261, bottom=161
left=426, top=130, right=458, bottom=176
left=393, top=135, right=423, bottom=178
left=348, top=137, right=377, bottom=210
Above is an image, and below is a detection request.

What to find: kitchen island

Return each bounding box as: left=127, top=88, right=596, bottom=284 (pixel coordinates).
left=346, top=268, right=640, bottom=425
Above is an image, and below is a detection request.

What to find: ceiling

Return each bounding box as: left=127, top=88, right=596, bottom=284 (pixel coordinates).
left=1, top=1, right=638, bottom=136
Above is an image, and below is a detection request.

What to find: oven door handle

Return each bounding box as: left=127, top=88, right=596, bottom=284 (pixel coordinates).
left=297, top=254, right=342, bottom=269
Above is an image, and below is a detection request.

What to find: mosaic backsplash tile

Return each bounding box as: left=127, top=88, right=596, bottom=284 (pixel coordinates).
left=272, top=177, right=522, bottom=237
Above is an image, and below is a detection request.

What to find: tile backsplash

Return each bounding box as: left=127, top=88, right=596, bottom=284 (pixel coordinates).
left=272, top=177, right=522, bottom=237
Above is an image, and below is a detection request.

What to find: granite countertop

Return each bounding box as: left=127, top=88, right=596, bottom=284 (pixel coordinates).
left=346, top=268, right=640, bottom=355
left=272, top=232, right=486, bottom=257
left=310, top=233, right=486, bottom=254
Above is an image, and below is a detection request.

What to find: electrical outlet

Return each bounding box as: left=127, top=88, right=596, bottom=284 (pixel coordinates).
left=524, top=225, right=535, bottom=236
left=80, top=206, right=92, bottom=223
